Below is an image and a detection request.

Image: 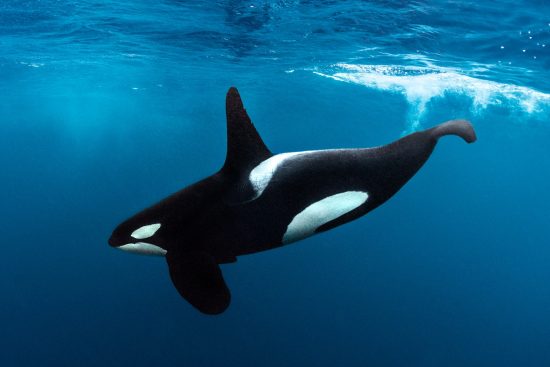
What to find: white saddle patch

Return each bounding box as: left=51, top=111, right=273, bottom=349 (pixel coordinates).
left=282, top=191, right=369, bottom=244
left=131, top=223, right=161, bottom=239
left=249, top=150, right=346, bottom=199
left=118, top=242, right=167, bottom=256
left=249, top=151, right=310, bottom=198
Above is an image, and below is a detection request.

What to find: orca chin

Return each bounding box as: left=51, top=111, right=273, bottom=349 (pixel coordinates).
left=118, top=242, right=167, bottom=256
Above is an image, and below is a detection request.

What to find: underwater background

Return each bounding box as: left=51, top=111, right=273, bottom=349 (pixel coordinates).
left=1, top=1, right=550, bottom=366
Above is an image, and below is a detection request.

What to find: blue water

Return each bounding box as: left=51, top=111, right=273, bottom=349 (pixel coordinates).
left=1, top=1, right=550, bottom=366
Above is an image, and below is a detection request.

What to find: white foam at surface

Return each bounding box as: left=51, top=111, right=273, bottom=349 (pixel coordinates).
left=315, top=63, right=550, bottom=130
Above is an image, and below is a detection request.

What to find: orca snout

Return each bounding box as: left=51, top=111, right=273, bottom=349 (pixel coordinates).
left=108, top=221, right=134, bottom=247
left=108, top=233, right=118, bottom=247
left=108, top=230, right=125, bottom=248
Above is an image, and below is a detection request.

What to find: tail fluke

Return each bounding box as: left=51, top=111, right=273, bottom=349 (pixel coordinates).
left=429, top=119, right=477, bottom=144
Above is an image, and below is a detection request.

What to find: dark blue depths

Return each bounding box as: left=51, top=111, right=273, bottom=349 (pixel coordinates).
left=1, top=1, right=550, bottom=366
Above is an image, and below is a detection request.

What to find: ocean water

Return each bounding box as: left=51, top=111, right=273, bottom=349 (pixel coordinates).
left=1, top=1, right=550, bottom=366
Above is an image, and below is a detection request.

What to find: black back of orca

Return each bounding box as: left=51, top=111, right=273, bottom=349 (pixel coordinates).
left=109, top=87, right=476, bottom=314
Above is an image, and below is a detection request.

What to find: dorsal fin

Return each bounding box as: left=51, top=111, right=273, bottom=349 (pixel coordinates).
left=222, top=87, right=272, bottom=174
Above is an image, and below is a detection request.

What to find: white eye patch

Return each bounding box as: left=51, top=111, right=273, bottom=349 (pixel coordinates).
left=131, top=223, right=161, bottom=239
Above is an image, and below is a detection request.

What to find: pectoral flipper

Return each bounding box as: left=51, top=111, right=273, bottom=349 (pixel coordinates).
left=166, top=250, right=230, bottom=315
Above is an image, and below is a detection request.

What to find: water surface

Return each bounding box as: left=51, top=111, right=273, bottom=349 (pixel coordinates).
left=1, top=1, right=549, bottom=366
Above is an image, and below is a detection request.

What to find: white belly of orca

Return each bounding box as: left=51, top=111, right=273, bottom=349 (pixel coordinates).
left=282, top=191, right=369, bottom=244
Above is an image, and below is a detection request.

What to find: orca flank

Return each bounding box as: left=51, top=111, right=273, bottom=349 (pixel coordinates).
left=109, top=87, right=476, bottom=315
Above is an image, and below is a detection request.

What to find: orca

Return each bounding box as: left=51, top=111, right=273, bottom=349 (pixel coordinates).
left=109, top=87, right=476, bottom=315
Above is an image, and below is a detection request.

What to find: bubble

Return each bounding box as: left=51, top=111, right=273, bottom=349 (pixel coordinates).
left=500, top=45, right=505, bottom=49
left=522, top=49, right=526, bottom=52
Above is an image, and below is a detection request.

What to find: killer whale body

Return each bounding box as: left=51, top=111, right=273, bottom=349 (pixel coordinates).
left=109, top=87, right=476, bottom=315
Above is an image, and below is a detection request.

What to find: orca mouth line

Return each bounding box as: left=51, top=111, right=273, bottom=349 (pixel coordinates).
left=108, top=234, right=126, bottom=248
